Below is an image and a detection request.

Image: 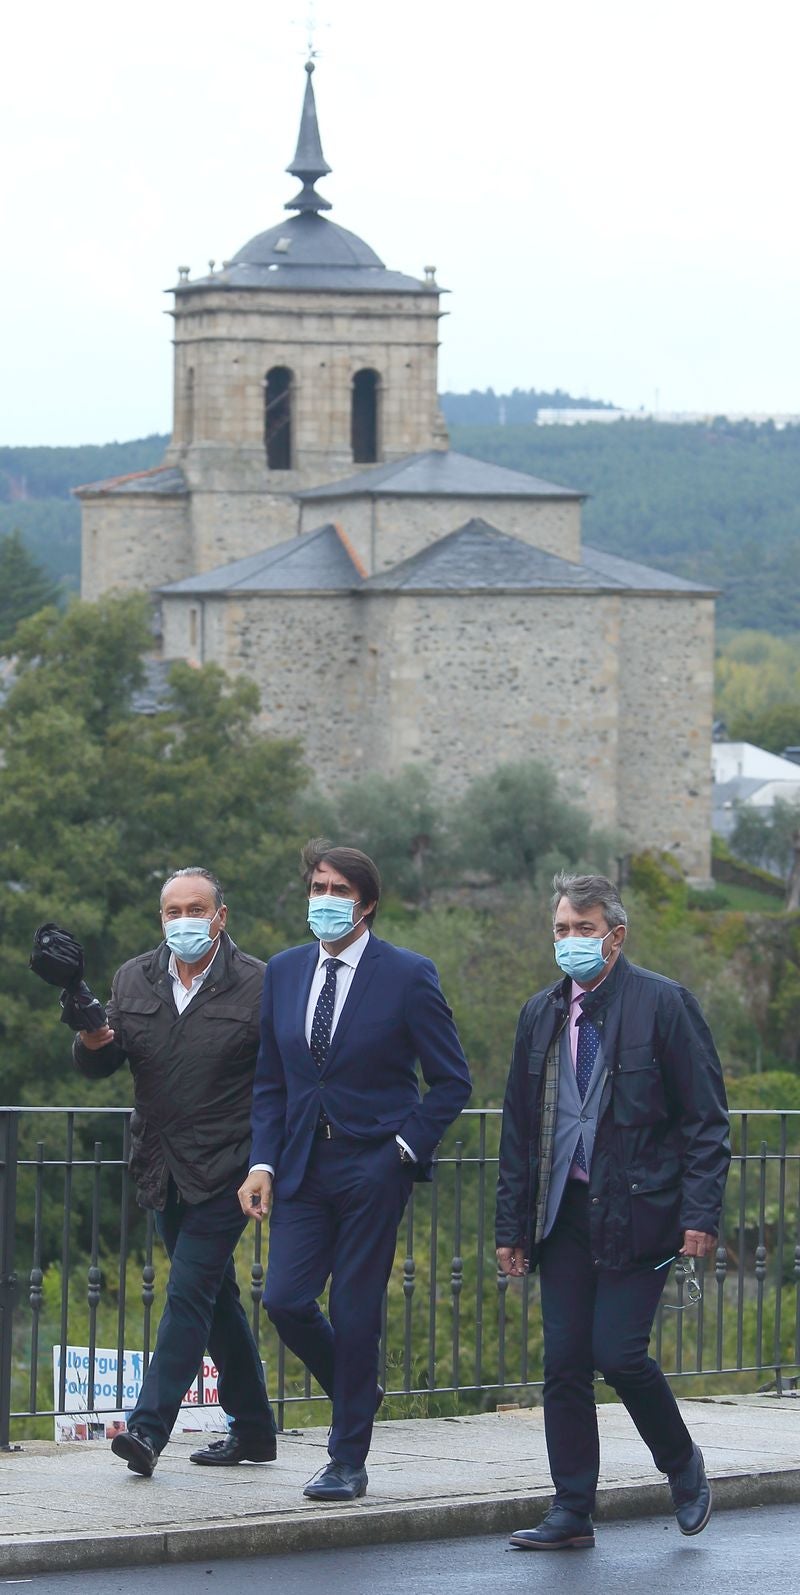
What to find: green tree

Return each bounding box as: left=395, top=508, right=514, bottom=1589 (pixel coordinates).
left=730, top=796, right=800, bottom=878
left=451, top=759, right=613, bottom=886
left=0, top=595, right=307, bottom=1105
left=715, top=631, right=800, bottom=749
left=727, top=704, right=800, bottom=755
left=0, top=530, right=59, bottom=647
left=300, top=766, right=450, bottom=904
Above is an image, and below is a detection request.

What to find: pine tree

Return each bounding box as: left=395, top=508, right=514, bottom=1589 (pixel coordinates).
left=0, top=530, right=59, bottom=649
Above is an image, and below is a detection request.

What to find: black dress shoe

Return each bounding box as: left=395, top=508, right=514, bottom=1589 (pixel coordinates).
left=190, top=1432, right=277, bottom=1465
left=303, top=1459, right=368, bottom=1501
left=111, top=1428, right=158, bottom=1477
left=668, top=1443, right=712, bottom=1535
left=510, top=1506, right=595, bottom=1550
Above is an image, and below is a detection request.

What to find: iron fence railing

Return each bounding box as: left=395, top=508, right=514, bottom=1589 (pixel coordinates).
left=1, top=1106, right=799, bottom=1447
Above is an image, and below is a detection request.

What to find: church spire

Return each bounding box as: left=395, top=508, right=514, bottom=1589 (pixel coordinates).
left=285, top=60, right=332, bottom=214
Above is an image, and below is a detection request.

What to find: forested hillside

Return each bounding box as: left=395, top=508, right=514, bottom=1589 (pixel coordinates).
left=2, top=410, right=799, bottom=632
left=0, top=436, right=167, bottom=594
left=439, top=387, right=614, bottom=424
left=449, top=417, right=800, bottom=633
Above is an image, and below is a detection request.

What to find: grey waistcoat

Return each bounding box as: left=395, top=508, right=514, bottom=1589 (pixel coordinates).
left=542, top=1024, right=607, bottom=1239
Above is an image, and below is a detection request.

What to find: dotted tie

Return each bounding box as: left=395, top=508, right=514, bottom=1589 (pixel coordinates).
left=310, top=958, right=342, bottom=1069
left=574, top=1004, right=601, bottom=1173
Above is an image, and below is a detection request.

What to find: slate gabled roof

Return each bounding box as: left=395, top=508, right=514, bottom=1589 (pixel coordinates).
left=295, top=450, right=583, bottom=502
left=157, top=518, right=716, bottom=601
left=74, top=465, right=188, bottom=499
left=158, top=523, right=366, bottom=596
left=361, top=519, right=717, bottom=596
left=579, top=544, right=718, bottom=594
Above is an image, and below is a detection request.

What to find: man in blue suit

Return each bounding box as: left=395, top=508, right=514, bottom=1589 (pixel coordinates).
left=238, top=839, right=471, bottom=1500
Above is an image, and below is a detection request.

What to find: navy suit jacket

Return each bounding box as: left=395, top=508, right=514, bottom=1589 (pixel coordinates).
left=250, top=933, right=472, bottom=1198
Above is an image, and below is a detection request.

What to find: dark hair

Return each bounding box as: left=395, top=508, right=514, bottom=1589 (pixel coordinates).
left=551, top=871, right=628, bottom=930
left=300, top=838, right=381, bottom=926
left=160, top=868, right=224, bottom=911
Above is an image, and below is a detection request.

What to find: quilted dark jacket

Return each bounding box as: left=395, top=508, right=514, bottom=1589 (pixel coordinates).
left=495, top=954, right=731, bottom=1270
left=72, top=933, right=264, bottom=1210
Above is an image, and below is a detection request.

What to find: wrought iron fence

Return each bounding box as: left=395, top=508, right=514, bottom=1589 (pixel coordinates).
left=1, top=1105, right=799, bottom=1447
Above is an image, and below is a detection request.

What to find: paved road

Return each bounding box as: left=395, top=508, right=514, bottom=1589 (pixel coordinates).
left=4, top=1506, right=798, bottom=1594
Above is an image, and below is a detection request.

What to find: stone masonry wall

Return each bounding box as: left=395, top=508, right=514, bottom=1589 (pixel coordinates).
left=80, top=497, right=191, bottom=600
left=161, top=592, right=365, bottom=768
left=361, top=591, right=623, bottom=830
left=160, top=585, right=714, bottom=875
left=616, top=596, right=715, bottom=878
left=168, top=286, right=446, bottom=486
left=188, top=491, right=300, bottom=572
left=299, top=496, right=582, bottom=571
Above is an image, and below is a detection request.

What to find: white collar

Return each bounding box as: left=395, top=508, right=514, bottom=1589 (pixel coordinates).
left=169, top=943, right=221, bottom=989
left=314, top=928, right=371, bottom=971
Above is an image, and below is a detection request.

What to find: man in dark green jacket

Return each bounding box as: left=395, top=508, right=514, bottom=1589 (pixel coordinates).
left=73, top=867, right=277, bottom=1476
left=497, top=873, right=729, bottom=1551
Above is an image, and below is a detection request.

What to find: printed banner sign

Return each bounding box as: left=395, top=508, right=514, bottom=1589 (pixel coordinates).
left=52, top=1345, right=228, bottom=1442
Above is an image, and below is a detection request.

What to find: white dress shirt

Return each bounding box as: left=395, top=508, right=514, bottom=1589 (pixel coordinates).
left=250, top=927, right=416, bottom=1176
left=303, top=926, right=371, bottom=1042
left=168, top=943, right=221, bottom=1014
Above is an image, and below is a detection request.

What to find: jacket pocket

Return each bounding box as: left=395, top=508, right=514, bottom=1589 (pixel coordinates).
left=626, top=1164, right=682, bottom=1263
left=527, top=1048, right=545, bottom=1114
left=199, top=1004, right=258, bottom=1060
left=117, top=997, right=161, bottom=1059
left=613, top=1051, right=668, bottom=1127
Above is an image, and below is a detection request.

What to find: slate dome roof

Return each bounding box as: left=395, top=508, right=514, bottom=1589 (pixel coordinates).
left=232, top=211, right=384, bottom=271
left=178, top=62, right=432, bottom=296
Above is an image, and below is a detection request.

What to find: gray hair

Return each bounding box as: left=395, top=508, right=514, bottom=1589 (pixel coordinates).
left=160, top=868, right=224, bottom=910
left=551, top=871, right=628, bottom=930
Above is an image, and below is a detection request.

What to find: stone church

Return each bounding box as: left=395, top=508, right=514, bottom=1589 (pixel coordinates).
left=77, top=63, right=715, bottom=877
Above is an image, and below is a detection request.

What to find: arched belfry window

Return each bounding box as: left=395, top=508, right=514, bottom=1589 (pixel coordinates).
left=265, top=366, right=293, bottom=470
left=351, top=369, right=380, bottom=464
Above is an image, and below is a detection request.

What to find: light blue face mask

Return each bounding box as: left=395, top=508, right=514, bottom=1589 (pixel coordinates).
left=307, top=896, right=363, bottom=943
left=164, top=915, right=220, bottom=964
left=553, top=931, right=612, bottom=983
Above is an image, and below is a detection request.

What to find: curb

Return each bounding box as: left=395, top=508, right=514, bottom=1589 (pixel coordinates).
left=2, top=1467, right=800, bottom=1576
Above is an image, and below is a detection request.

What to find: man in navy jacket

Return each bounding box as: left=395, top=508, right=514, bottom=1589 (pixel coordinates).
left=497, top=872, right=729, bottom=1551
left=238, top=840, right=471, bottom=1500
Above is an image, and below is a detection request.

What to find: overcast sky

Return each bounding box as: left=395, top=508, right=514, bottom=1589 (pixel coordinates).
left=2, top=0, right=797, bottom=445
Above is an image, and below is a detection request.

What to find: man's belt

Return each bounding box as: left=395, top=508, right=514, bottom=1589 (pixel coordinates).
left=314, top=1115, right=351, bottom=1141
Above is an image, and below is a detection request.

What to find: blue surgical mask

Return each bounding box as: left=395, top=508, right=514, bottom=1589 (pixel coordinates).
left=553, top=931, right=612, bottom=983
left=164, top=915, right=220, bottom=964
left=307, top=897, right=363, bottom=943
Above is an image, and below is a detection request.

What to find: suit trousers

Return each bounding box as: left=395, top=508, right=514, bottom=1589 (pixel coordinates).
left=264, top=1134, right=414, bottom=1468
left=129, top=1179, right=276, bottom=1452
left=539, top=1179, right=693, bottom=1515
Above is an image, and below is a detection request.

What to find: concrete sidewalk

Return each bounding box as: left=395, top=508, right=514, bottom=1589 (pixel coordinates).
left=1, top=1396, right=798, bottom=1576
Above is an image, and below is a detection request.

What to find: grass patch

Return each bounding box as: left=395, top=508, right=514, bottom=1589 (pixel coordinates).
left=689, top=882, right=788, bottom=915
